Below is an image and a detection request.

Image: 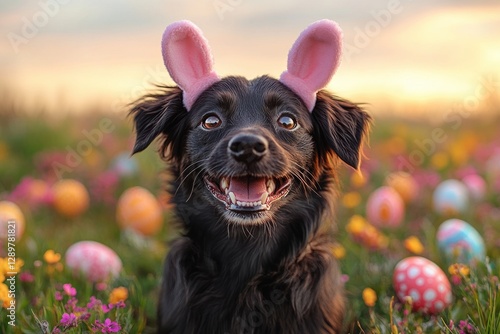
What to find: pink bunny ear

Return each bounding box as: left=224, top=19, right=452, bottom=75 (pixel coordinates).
left=162, top=21, right=220, bottom=110
left=280, top=20, right=343, bottom=112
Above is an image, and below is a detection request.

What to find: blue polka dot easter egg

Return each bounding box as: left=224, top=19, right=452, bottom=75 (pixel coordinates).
left=433, top=179, right=469, bottom=215
left=437, top=219, right=485, bottom=264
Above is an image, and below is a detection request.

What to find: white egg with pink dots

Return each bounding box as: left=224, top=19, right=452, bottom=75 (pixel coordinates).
left=393, top=256, right=452, bottom=314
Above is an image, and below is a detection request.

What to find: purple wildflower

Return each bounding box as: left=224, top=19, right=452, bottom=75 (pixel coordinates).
left=60, top=313, right=77, bottom=327
left=55, top=291, right=63, bottom=301
left=101, top=318, right=121, bottom=333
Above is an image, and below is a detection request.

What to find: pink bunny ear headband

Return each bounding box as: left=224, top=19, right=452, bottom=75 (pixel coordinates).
left=162, top=19, right=342, bottom=112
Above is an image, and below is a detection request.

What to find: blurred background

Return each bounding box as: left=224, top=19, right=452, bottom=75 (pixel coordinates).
left=1, top=1, right=500, bottom=332
left=1, top=0, right=499, bottom=116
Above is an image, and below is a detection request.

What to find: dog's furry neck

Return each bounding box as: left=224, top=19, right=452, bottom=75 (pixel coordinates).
left=170, top=166, right=337, bottom=287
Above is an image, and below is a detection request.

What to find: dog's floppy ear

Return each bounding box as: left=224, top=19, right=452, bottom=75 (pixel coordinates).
left=130, top=86, right=187, bottom=160
left=312, top=91, right=371, bottom=169
left=162, top=20, right=220, bottom=110
left=280, top=20, right=342, bottom=112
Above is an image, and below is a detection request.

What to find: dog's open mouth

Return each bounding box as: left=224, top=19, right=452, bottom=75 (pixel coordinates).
left=204, top=175, right=291, bottom=212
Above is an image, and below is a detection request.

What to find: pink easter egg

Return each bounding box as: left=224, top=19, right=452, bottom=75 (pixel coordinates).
left=65, top=241, right=122, bottom=282
left=462, top=174, right=486, bottom=201
left=366, top=186, right=405, bottom=228
left=393, top=257, right=452, bottom=314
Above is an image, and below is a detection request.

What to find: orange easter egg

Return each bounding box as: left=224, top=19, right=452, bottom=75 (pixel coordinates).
left=116, top=187, right=163, bottom=236
left=52, top=179, right=90, bottom=218
left=0, top=201, right=25, bottom=240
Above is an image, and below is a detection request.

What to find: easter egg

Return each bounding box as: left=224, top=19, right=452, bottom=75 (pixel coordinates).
left=437, top=219, right=485, bottom=264
left=366, top=186, right=405, bottom=228
left=116, top=187, right=163, bottom=236
left=432, top=179, right=469, bottom=215
left=385, top=172, right=419, bottom=203
left=112, top=152, right=138, bottom=177
left=65, top=241, right=122, bottom=282
left=0, top=201, right=25, bottom=240
left=462, top=174, right=486, bottom=201
left=393, top=257, right=452, bottom=314
left=52, top=179, right=90, bottom=218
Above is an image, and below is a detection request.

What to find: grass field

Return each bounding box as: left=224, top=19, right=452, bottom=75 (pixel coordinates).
left=1, top=101, right=499, bottom=333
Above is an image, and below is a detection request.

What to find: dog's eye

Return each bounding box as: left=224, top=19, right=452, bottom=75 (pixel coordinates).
left=277, top=115, right=297, bottom=130
left=201, top=115, right=222, bottom=130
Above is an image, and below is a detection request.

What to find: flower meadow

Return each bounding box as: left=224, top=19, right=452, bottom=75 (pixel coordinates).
left=1, top=106, right=500, bottom=333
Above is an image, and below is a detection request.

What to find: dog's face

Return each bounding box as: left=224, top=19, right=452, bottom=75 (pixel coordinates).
left=131, top=75, right=370, bottom=227
left=188, top=76, right=314, bottom=225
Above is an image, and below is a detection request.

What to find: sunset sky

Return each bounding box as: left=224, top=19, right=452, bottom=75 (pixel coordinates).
left=1, top=0, right=499, bottom=116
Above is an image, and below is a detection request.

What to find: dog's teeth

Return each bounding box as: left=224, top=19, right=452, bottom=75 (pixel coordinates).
left=260, top=192, right=269, bottom=204
left=229, top=192, right=236, bottom=204
left=267, top=180, right=276, bottom=194
left=237, top=200, right=242, bottom=206
left=220, top=178, right=229, bottom=191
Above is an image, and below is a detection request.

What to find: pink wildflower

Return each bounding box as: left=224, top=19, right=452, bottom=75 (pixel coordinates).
left=60, top=313, right=77, bottom=327
left=63, top=283, right=77, bottom=297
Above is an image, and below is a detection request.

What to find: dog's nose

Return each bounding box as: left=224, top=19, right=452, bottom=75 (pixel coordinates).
left=228, top=133, right=268, bottom=163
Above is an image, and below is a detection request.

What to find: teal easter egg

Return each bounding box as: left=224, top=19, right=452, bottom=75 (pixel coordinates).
left=437, top=219, right=485, bottom=264
left=112, top=152, right=138, bottom=177
left=432, top=179, right=469, bottom=215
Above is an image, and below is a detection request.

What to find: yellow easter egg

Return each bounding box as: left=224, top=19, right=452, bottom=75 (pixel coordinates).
left=0, top=201, right=25, bottom=240
left=52, top=179, right=90, bottom=218
left=116, top=187, right=163, bottom=236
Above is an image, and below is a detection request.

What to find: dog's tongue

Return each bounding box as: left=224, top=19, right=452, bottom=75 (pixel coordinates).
left=229, top=176, right=267, bottom=202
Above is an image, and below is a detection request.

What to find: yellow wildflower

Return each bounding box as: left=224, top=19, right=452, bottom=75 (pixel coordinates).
left=43, top=250, right=61, bottom=264
left=404, top=236, right=424, bottom=255
left=350, top=172, right=367, bottom=188
left=362, top=287, right=377, bottom=307
left=109, top=287, right=128, bottom=304
left=346, top=215, right=367, bottom=235
left=0, top=258, right=24, bottom=277
left=448, top=263, right=470, bottom=277
left=342, top=192, right=361, bottom=209
left=331, top=244, right=346, bottom=259
left=0, top=283, right=13, bottom=308
left=431, top=152, right=449, bottom=170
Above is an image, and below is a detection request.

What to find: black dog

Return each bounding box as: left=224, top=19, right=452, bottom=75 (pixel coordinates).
left=131, top=20, right=370, bottom=334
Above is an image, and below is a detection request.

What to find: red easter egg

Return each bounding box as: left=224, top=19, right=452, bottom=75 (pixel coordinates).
left=393, top=257, right=452, bottom=314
